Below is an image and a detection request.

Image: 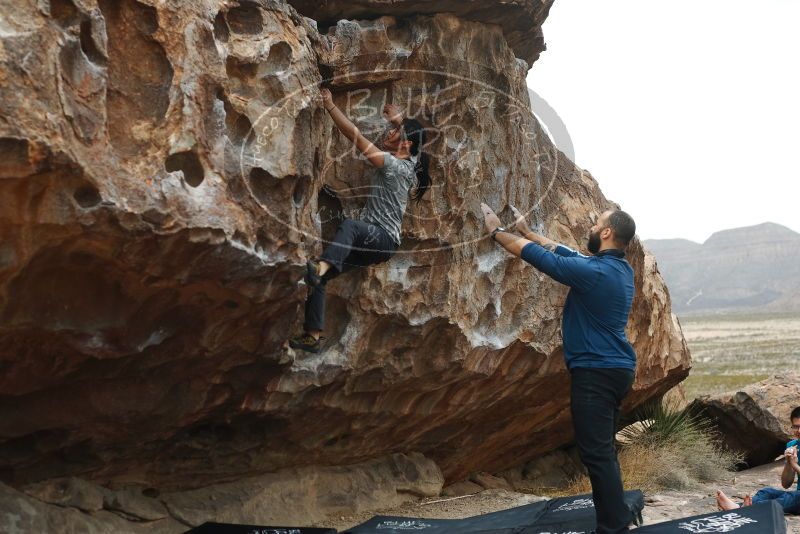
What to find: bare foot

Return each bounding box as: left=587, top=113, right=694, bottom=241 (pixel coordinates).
left=743, top=494, right=752, bottom=507
left=716, top=490, right=740, bottom=511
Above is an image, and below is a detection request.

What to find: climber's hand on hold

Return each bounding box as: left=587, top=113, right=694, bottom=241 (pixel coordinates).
left=481, top=203, right=502, bottom=233
left=510, top=205, right=531, bottom=235
left=319, top=88, right=334, bottom=110
left=383, top=104, right=404, bottom=126
left=318, top=86, right=384, bottom=167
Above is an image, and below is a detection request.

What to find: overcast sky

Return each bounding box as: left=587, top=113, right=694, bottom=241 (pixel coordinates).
left=526, top=0, right=800, bottom=243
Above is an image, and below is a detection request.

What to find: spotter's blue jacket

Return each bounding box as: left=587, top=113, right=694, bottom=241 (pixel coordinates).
left=520, top=243, right=637, bottom=371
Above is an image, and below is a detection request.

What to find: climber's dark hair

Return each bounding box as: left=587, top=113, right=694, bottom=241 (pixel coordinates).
left=608, top=209, right=636, bottom=247
left=401, top=118, right=430, bottom=202
left=791, top=406, right=800, bottom=421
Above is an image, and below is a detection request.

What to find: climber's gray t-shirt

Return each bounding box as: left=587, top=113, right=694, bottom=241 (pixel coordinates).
left=360, top=153, right=416, bottom=246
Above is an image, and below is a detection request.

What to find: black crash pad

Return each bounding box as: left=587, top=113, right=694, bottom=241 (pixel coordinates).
left=636, top=500, right=786, bottom=534
left=344, top=490, right=644, bottom=533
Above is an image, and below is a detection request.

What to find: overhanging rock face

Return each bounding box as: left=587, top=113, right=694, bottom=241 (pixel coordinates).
left=287, top=0, right=555, bottom=66
left=0, top=0, right=690, bottom=491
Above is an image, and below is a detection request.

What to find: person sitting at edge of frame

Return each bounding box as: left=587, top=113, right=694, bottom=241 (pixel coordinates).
left=716, top=406, right=800, bottom=515
left=289, top=87, right=431, bottom=354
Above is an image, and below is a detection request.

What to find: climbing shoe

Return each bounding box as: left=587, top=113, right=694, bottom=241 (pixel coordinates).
left=289, top=333, right=325, bottom=353
left=305, top=260, right=323, bottom=288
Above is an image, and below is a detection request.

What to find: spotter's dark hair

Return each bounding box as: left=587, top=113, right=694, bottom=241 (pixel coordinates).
left=608, top=210, right=636, bottom=247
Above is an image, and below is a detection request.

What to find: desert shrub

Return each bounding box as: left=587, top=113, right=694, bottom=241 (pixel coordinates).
left=563, top=399, right=742, bottom=495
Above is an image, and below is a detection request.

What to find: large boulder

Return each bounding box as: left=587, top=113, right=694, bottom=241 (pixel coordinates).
left=689, top=373, right=800, bottom=466
left=0, top=0, right=689, bottom=498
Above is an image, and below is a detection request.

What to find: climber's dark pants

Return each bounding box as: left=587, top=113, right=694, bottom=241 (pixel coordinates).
left=304, top=218, right=397, bottom=332
left=570, top=367, right=636, bottom=534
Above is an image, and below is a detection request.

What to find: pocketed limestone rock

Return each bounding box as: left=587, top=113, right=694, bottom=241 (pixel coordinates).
left=0, top=0, right=689, bottom=495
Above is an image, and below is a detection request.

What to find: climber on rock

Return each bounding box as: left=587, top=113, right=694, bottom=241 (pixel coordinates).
left=481, top=203, right=638, bottom=534
left=289, top=88, right=431, bottom=353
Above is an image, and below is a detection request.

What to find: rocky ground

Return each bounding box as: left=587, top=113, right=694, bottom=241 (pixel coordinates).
left=644, top=462, right=799, bottom=532
left=317, top=462, right=800, bottom=533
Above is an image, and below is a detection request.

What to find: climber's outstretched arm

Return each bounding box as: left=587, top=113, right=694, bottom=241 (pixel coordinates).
left=320, top=88, right=385, bottom=168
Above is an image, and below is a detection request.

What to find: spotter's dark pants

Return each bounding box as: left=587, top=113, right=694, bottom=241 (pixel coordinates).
left=570, top=367, right=636, bottom=534
left=304, top=218, right=397, bottom=332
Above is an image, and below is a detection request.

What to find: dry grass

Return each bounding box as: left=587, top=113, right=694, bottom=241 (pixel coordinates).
left=559, top=402, right=743, bottom=496
left=561, top=445, right=653, bottom=495
left=680, top=311, right=800, bottom=402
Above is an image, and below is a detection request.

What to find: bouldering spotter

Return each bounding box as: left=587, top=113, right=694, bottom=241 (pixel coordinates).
left=482, top=202, right=639, bottom=534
